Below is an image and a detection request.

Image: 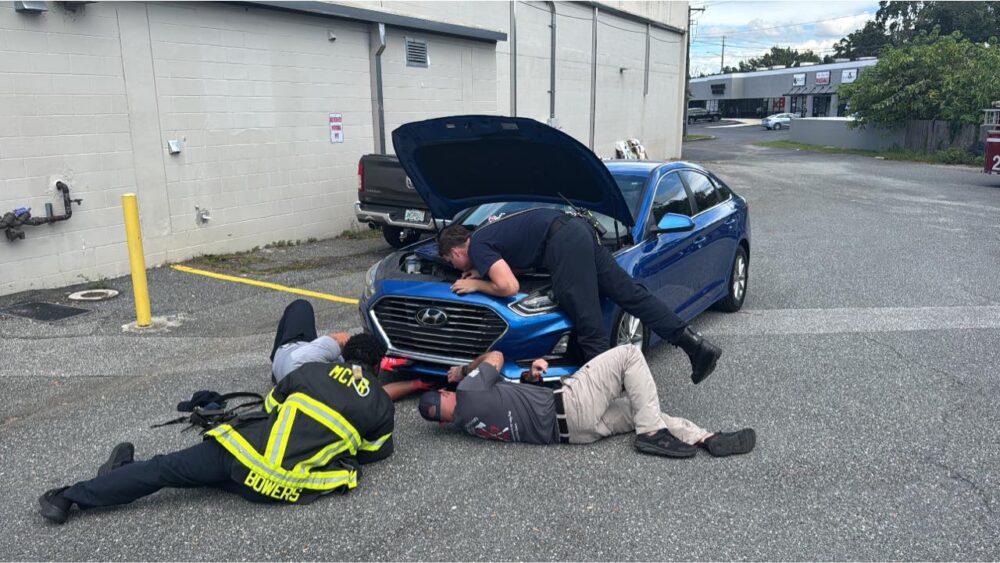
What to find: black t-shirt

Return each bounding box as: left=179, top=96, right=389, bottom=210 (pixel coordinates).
left=453, top=363, right=559, bottom=444
left=468, top=208, right=564, bottom=276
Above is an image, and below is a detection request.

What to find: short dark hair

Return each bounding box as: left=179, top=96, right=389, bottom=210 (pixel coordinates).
left=341, top=333, right=386, bottom=371
left=437, top=224, right=472, bottom=258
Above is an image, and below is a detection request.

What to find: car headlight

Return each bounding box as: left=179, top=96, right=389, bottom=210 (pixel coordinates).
left=511, top=290, right=559, bottom=316
left=362, top=262, right=379, bottom=300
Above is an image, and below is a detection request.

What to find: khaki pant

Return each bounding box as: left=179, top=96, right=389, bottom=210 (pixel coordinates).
left=560, top=345, right=710, bottom=445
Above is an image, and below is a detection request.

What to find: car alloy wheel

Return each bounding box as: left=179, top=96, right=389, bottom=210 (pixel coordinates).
left=614, top=311, right=647, bottom=352
left=774, top=123, right=783, bottom=130
left=732, top=254, right=747, bottom=302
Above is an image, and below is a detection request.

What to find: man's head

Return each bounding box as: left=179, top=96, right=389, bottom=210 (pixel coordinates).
left=341, top=333, right=386, bottom=371
left=437, top=224, right=473, bottom=271
left=418, top=390, right=457, bottom=424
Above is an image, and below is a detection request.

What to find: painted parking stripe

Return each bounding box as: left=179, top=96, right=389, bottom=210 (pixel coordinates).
left=171, top=265, right=359, bottom=305
left=701, top=306, right=1000, bottom=336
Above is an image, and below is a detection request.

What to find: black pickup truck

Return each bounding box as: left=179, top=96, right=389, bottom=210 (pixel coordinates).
left=354, top=154, right=443, bottom=248
left=687, top=107, right=722, bottom=124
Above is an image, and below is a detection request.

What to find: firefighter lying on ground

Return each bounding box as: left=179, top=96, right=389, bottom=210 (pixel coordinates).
left=39, top=333, right=397, bottom=524
left=418, top=345, right=755, bottom=457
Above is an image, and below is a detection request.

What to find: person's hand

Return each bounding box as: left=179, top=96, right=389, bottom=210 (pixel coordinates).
left=451, top=279, right=480, bottom=295
left=412, top=379, right=436, bottom=392
left=530, top=359, right=549, bottom=381
left=447, top=365, right=466, bottom=384
left=461, top=269, right=481, bottom=280
left=330, top=332, right=351, bottom=349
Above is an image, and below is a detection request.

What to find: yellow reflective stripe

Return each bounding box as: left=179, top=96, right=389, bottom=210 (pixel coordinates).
left=264, top=389, right=281, bottom=414
left=207, top=424, right=356, bottom=490
left=284, top=393, right=361, bottom=454
left=360, top=432, right=392, bottom=452
left=265, top=406, right=297, bottom=467
left=292, top=440, right=353, bottom=474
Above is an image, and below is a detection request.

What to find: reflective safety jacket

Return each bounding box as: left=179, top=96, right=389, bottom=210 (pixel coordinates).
left=206, top=361, right=394, bottom=503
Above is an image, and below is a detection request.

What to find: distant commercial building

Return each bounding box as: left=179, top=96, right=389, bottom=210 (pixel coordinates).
left=689, top=58, right=879, bottom=118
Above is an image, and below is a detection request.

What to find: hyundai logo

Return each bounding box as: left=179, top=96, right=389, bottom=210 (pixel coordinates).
left=415, top=307, right=448, bottom=326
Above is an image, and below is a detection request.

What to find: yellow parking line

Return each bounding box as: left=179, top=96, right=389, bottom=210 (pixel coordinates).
left=170, top=264, right=360, bottom=305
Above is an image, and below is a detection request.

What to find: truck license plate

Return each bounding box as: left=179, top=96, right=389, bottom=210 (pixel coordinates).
left=404, top=209, right=425, bottom=222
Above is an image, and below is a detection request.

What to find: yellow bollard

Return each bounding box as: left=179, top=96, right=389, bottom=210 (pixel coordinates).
left=121, top=193, right=152, bottom=327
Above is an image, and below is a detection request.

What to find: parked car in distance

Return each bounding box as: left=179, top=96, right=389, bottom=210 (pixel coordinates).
left=359, top=115, right=751, bottom=382
left=687, top=107, right=722, bottom=124
left=761, top=113, right=795, bottom=130
left=355, top=154, right=445, bottom=248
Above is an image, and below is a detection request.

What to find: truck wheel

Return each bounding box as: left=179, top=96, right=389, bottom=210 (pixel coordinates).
left=712, top=115, right=721, bottom=122
left=382, top=226, right=421, bottom=248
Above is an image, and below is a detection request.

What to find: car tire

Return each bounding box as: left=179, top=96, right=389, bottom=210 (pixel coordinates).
left=612, top=310, right=649, bottom=354
left=715, top=245, right=748, bottom=313
left=382, top=226, right=421, bottom=248
left=712, top=115, right=721, bottom=122
left=774, top=123, right=783, bottom=130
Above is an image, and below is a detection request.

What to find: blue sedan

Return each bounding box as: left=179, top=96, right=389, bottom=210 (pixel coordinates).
left=359, top=116, right=749, bottom=381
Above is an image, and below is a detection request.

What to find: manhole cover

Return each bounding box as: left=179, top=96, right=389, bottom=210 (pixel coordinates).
left=68, top=289, right=119, bottom=301
left=1, top=302, right=90, bottom=321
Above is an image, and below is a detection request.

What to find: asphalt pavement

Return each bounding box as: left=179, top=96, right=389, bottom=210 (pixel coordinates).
left=2, top=123, right=999, bottom=560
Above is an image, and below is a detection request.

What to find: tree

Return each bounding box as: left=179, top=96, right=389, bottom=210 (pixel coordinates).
left=833, top=1, right=1000, bottom=58
left=838, top=31, right=1000, bottom=129
left=735, top=46, right=821, bottom=72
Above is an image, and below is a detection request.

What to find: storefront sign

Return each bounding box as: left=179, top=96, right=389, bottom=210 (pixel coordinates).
left=841, top=68, right=858, bottom=83
left=792, top=73, right=805, bottom=87
left=815, top=71, right=830, bottom=85
left=329, top=113, right=344, bottom=144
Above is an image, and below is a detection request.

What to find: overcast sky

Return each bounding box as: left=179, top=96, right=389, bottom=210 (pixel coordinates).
left=688, top=0, right=879, bottom=76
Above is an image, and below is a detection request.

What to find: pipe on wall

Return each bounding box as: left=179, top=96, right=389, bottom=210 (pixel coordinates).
left=369, top=22, right=387, bottom=154
left=509, top=0, right=517, bottom=116
left=589, top=5, right=597, bottom=149
left=547, top=1, right=556, bottom=123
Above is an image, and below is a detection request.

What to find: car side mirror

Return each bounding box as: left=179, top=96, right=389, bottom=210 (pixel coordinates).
left=653, top=213, right=695, bottom=234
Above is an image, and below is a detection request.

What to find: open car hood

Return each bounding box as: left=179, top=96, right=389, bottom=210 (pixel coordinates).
left=391, top=116, right=635, bottom=227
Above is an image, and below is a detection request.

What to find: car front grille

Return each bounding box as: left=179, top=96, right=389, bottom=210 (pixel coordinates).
left=372, top=297, right=507, bottom=360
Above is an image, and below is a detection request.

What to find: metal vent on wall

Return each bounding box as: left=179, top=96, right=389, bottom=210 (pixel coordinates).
left=405, top=38, right=428, bottom=68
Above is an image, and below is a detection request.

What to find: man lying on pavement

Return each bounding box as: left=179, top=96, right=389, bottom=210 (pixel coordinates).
left=418, top=345, right=755, bottom=457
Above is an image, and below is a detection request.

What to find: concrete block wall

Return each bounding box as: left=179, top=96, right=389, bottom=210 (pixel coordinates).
left=0, top=0, right=686, bottom=296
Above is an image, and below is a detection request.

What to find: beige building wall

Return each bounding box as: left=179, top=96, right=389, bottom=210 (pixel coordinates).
left=0, top=1, right=686, bottom=296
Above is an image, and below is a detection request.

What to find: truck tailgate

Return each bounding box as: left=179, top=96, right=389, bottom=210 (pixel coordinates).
left=359, top=154, right=427, bottom=209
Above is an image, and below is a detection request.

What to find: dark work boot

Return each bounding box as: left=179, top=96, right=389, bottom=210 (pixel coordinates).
left=634, top=429, right=698, bottom=458
left=674, top=327, right=721, bottom=384
left=97, top=442, right=135, bottom=477
left=700, top=429, right=756, bottom=457
left=39, top=487, right=72, bottom=524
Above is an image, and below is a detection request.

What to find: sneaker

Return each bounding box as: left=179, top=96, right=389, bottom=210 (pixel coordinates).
left=97, top=442, right=135, bottom=477
left=634, top=429, right=698, bottom=458
left=39, top=487, right=72, bottom=524
left=701, top=429, right=756, bottom=457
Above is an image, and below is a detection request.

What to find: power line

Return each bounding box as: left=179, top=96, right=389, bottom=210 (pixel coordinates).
left=697, top=12, right=873, bottom=38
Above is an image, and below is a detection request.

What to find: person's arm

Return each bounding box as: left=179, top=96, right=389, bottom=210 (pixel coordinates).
left=447, top=351, right=504, bottom=384
left=451, top=259, right=519, bottom=297
left=381, top=380, right=436, bottom=401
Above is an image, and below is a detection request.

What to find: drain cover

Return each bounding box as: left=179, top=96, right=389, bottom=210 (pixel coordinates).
left=1, top=302, right=90, bottom=321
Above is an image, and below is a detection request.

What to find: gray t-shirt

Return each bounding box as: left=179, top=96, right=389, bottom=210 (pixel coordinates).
left=453, top=363, right=559, bottom=444
left=272, top=336, right=343, bottom=383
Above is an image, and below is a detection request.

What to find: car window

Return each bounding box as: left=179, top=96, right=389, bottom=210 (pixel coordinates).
left=650, top=173, right=692, bottom=226
left=709, top=174, right=733, bottom=201
left=680, top=170, right=721, bottom=213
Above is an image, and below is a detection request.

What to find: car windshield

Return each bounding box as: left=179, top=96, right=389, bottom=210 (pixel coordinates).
left=459, top=173, right=647, bottom=239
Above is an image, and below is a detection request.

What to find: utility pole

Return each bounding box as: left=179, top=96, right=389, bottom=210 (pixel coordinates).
left=721, top=36, right=725, bottom=73
left=684, top=5, right=704, bottom=137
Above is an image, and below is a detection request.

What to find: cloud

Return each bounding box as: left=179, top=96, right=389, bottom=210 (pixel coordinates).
left=814, top=12, right=875, bottom=37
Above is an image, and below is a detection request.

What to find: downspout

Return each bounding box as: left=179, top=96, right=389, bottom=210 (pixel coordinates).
left=509, top=0, right=517, bottom=116
left=547, top=1, right=556, bottom=125
left=589, top=5, right=597, bottom=149
left=369, top=23, right=387, bottom=154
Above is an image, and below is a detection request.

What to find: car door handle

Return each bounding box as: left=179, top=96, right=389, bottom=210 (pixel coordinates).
left=724, top=217, right=737, bottom=226
left=693, top=236, right=707, bottom=246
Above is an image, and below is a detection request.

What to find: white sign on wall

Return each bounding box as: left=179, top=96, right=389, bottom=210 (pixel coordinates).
left=792, top=73, right=806, bottom=87
left=815, top=71, right=831, bottom=85
left=329, top=113, right=344, bottom=144
left=841, top=68, right=858, bottom=83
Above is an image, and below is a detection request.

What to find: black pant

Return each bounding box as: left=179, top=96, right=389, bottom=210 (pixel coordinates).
left=270, top=299, right=317, bottom=361
left=61, top=440, right=275, bottom=509
left=543, top=218, right=687, bottom=363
